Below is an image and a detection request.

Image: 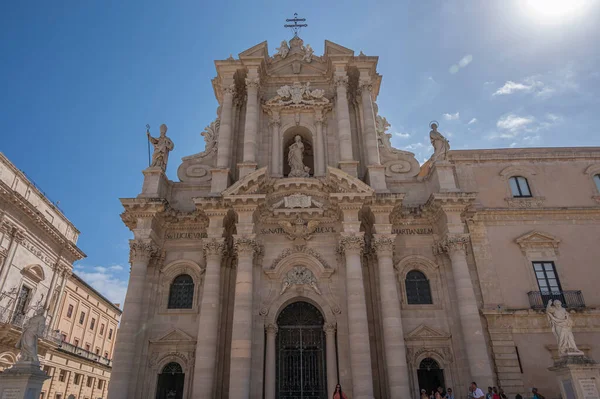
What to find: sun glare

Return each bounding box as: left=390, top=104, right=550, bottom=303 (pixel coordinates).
left=523, top=0, right=591, bottom=22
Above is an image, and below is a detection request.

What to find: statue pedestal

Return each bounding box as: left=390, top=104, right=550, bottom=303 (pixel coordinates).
left=431, top=160, right=459, bottom=192
left=366, top=165, right=389, bottom=192
left=238, top=163, right=257, bottom=179
left=210, top=168, right=230, bottom=194
left=139, top=167, right=169, bottom=198
left=0, top=362, right=50, bottom=399
left=548, top=355, right=600, bottom=399
left=338, top=161, right=359, bottom=178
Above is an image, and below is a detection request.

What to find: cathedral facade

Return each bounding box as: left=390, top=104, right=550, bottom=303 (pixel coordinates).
left=107, top=36, right=600, bottom=399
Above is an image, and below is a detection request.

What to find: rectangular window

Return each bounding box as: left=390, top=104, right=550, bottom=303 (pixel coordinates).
left=79, top=311, right=85, bottom=324
left=67, top=304, right=74, bottom=318
left=73, top=339, right=79, bottom=347
left=74, top=373, right=82, bottom=385
left=60, top=333, right=67, bottom=342
left=87, top=376, right=93, bottom=387
left=108, top=328, right=113, bottom=340
left=594, top=174, right=600, bottom=192
left=40, top=393, right=45, bottom=399
left=95, top=348, right=100, bottom=355
left=98, top=379, right=104, bottom=389
left=58, top=369, right=66, bottom=382
left=104, top=351, right=109, bottom=358
left=85, top=344, right=90, bottom=351
left=43, top=365, right=51, bottom=375
left=533, top=261, right=564, bottom=303
left=509, top=176, right=532, bottom=197
left=100, top=323, right=105, bottom=335
left=90, top=318, right=96, bottom=330
left=55, top=394, right=62, bottom=399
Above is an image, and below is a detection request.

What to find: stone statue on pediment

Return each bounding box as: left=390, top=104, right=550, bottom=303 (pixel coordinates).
left=16, top=307, right=46, bottom=365
left=276, top=40, right=290, bottom=59
left=546, top=299, right=583, bottom=356
left=288, top=135, right=310, bottom=177
left=302, top=44, right=314, bottom=63
left=429, top=123, right=450, bottom=162
left=148, top=124, right=175, bottom=171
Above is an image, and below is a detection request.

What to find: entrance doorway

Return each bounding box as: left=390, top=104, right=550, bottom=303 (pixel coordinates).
left=276, top=301, right=327, bottom=399
left=417, top=358, right=445, bottom=395
left=155, top=362, right=184, bottom=399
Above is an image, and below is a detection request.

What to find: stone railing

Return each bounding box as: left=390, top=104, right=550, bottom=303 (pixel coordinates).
left=57, top=341, right=112, bottom=367
left=0, top=305, right=62, bottom=345
left=527, top=290, right=586, bottom=310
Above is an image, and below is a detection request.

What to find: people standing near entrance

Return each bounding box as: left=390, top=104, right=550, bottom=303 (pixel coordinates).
left=499, top=388, right=507, bottom=399
left=333, top=384, right=348, bottom=399
left=435, top=390, right=444, bottom=399
left=445, top=387, right=454, bottom=399
left=532, top=388, right=545, bottom=399
left=492, top=387, right=500, bottom=399
left=471, top=382, right=485, bottom=399
left=421, top=389, right=429, bottom=399
left=438, top=386, right=446, bottom=398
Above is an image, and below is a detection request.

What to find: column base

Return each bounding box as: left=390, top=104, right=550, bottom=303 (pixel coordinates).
left=238, top=163, right=257, bottom=179
left=549, top=355, right=600, bottom=399
left=338, top=161, right=359, bottom=177
left=0, top=362, right=50, bottom=399
left=210, top=168, right=231, bottom=194
left=366, top=165, right=389, bottom=192
left=139, top=167, right=169, bottom=198
left=431, top=160, right=459, bottom=192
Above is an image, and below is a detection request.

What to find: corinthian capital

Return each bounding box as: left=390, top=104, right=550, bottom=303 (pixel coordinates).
left=0, top=247, right=7, bottom=261
left=223, top=84, right=236, bottom=96
left=359, top=79, right=373, bottom=93
left=372, top=234, right=395, bottom=255
left=334, top=75, right=348, bottom=88
left=433, top=234, right=470, bottom=255
left=245, top=76, right=260, bottom=90
left=339, top=233, right=365, bottom=255
left=129, top=240, right=158, bottom=264
left=234, top=236, right=260, bottom=256
left=265, top=323, right=278, bottom=335
left=323, top=323, right=336, bottom=334
left=203, top=237, right=225, bottom=258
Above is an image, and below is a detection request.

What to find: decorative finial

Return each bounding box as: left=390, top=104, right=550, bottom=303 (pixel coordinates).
left=284, top=13, right=308, bottom=37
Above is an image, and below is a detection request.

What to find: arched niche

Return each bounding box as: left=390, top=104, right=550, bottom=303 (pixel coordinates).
left=282, top=126, right=314, bottom=177
left=264, top=292, right=337, bottom=326
left=21, top=264, right=45, bottom=283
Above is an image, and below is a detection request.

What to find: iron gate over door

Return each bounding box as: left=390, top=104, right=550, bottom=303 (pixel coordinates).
left=276, top=301, right=327, bottom=399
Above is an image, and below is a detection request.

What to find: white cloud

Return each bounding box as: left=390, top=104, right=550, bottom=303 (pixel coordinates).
left=496, top=114, right=535, bottom=134
left=74, top=264, right=128, bottom=306
left=449, top=54, right=473, bottom=74
left=394, top=132, right=411, bottom=138
left=404, top=142, right=426, bottom=150
left=468, top=118, right=477, bottom=125
left=443, top=112, right=460, bottom=121
left=493, top=65, right=579, bottom=98
left=493, top=79, right=544, bottom=96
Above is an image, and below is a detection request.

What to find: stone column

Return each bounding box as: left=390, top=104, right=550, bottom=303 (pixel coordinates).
left=212, top=83, right=235, bottom=193
left=334, top=75, right=357, bottom=176
left=269, top=109, right=282, bottom=177
left=324, top=323, right=338, bottom=398
left=373, top=235, right=411, bottom=399
left=437, top=234, right=494, bottom=387
left=0, top=223, right=23, bottom=294
left=240, top=75, right=260, bottom=178
left=44, top=262, right=61, bottom=310
left=264, top=323, right=278, bottom=399
left=228, top=235, right=259, bottom=399
left=339, top=233, right=375, bottom=399
left=106, top=240, right=156, bottom=399
left=191, top=237, right=225, bottom=398
left=314, top=108, right=326, bottom=176
left=359, top=79, right=380, bottom=166
left=50, top=268, right=69, bottom=329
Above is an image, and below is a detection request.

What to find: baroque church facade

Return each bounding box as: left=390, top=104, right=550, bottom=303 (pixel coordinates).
left=107, top=36, right=600, bottom=399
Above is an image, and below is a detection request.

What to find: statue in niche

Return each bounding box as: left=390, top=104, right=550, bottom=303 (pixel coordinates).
left=288, top=135, right=310, bottom=177
left=546, top=299, right=583, bottom=356
left=276, top=40, right=290, bottom=59
left=147, top=124, right=175, bottom=171
left=429, top=122, right=450, bottom=162
left=16, top=307, right=46, bottom=365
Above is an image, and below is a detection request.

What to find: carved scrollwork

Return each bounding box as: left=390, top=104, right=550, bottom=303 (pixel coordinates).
left=280, top=266, right=321, bottom=296
left=268, top=245, right=331, bottom=271
left=339, top=233, right=365, bottom=255
left=234, top=236, right=260, bottom=256
left=372, top=235, right=395, bottom=255
left=505, top=196, right=546, bottom=208
left=223, top=84, right=236, bottom=96
left=129, top=240, right=158, bottom=264
left=323, top=323, right=336, bottom=334
left=432, top=234, right=470, bottom=255
left=334, top=75, right=348, bottom=88
left=265, top=323, right=278, bottom=335
left=203, top=238, right=225, bottom=258
left=245, top=76, right=260, bottom=90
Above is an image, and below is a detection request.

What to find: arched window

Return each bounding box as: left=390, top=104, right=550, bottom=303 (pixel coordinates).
left=419, top=357, right=441, bottom=371
left=405, top=270, right=432, bottom=305
left=168, top=274, right=194, bottom=309
left=594, top=174, right=600, bottom=192
left=509, top=176, right=532, bottom=198
left=161, top=362, right=183, bottom=375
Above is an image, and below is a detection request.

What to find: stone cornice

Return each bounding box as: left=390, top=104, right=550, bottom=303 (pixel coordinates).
left=422, top=192, right=477, bottom=222
left=120, top=198, right=168, bottom=230
left=472, top=207, right=600, bottom=223
left=449, top=147, right=600, bottom=163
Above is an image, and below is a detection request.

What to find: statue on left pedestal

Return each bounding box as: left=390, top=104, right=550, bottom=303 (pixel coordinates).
left=16, top=308, right=46, bottom=365
left=429, top=123, right=450, bottom=162
left=546, top=299, right=584, bottom=356
left=147, top=124, right=175, bottom=171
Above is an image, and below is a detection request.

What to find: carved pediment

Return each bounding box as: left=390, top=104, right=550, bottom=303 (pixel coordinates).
left=324, top=40, right=354, bottom=57
left=268, top=55, right=327, bottom=77
left=152, top=328, right=195, bottom=343
left=326, top=167, right=375, bottom=195
left=515, top=231, right=560, bottom=254
left=222, top=167, right=269, bottom=196
left=406, top=324, right=451, bottom=341
left=238, top=41, right=269, bottom=60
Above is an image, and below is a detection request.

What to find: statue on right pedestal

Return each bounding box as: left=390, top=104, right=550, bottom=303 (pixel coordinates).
left=16, top=307, right=47, bottom=365
left=546, top=299, right=584, bottom=356
left=429, top=122, right=450, bottom=162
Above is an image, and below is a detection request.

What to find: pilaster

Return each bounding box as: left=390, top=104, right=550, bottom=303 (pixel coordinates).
left=335, top=74, right=357, bottom=177
left=239, top=74, right=261, bottom=178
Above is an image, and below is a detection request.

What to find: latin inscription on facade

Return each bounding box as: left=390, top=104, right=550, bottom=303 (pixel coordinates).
left=579, top=378, right=599, bottom=399
left=1, top=389, right=21, bottom=399
left=260, top=226, right=335, bottom=235
left=392, top=227, right=433, bottom=235
left=165, top=232, right=208, bottom=240
left=22, top=239, right=53, bottom=265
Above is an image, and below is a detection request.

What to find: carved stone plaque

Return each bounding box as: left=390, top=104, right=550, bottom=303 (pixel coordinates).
left=579, top=378, right=599, bottom=399
left=562, top=379, right=576, bottom=399
left=2, top=389, right=21, bottom=399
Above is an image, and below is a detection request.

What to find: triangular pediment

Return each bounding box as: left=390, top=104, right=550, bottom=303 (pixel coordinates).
left=268, top=54, right=327, bottom=77
left=406, top=324, right=451, bottom=341
left=222, top=167, right=268, bottom=196
left=153, top=328, right=195, bottom=343
left=324, top=40, right=354, bottom=57
left=515, top=231, right=560, bottom=249
left=326, top=167, right=375, bottom=194
left=238, top=41, right=269, bottom=60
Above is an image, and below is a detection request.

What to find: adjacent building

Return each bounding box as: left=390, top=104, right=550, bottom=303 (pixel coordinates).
left=106, top=36, right=600, bottom=399
left=0, top=152, right=121, bottom=399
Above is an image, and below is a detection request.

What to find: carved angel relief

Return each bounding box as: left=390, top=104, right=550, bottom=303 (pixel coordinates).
left=266, top=82, right=329, bottom=107
left=280, top=266, right=321, bottom=296
left=278, top=218, right=320, bottom=242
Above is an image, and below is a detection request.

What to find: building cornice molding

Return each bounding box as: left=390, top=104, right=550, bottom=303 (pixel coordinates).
left=449, top=147, right=600, bottom=163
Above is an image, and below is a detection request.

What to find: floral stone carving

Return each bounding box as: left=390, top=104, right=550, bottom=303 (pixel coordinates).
left=280, top=266, right=321, bottom=296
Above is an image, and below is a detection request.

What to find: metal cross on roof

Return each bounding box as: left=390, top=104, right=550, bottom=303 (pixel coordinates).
left=284, top=13, right=308, bottom=37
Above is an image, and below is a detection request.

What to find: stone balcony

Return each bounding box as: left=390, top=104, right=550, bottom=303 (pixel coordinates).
left=527, top=290, right=586, bottom=310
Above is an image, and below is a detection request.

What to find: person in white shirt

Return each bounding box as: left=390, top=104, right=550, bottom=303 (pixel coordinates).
left=471, top=382, right=485, bottom=399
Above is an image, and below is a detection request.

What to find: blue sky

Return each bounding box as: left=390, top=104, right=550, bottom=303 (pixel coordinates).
left=2, top=0, right=599, bottom=305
